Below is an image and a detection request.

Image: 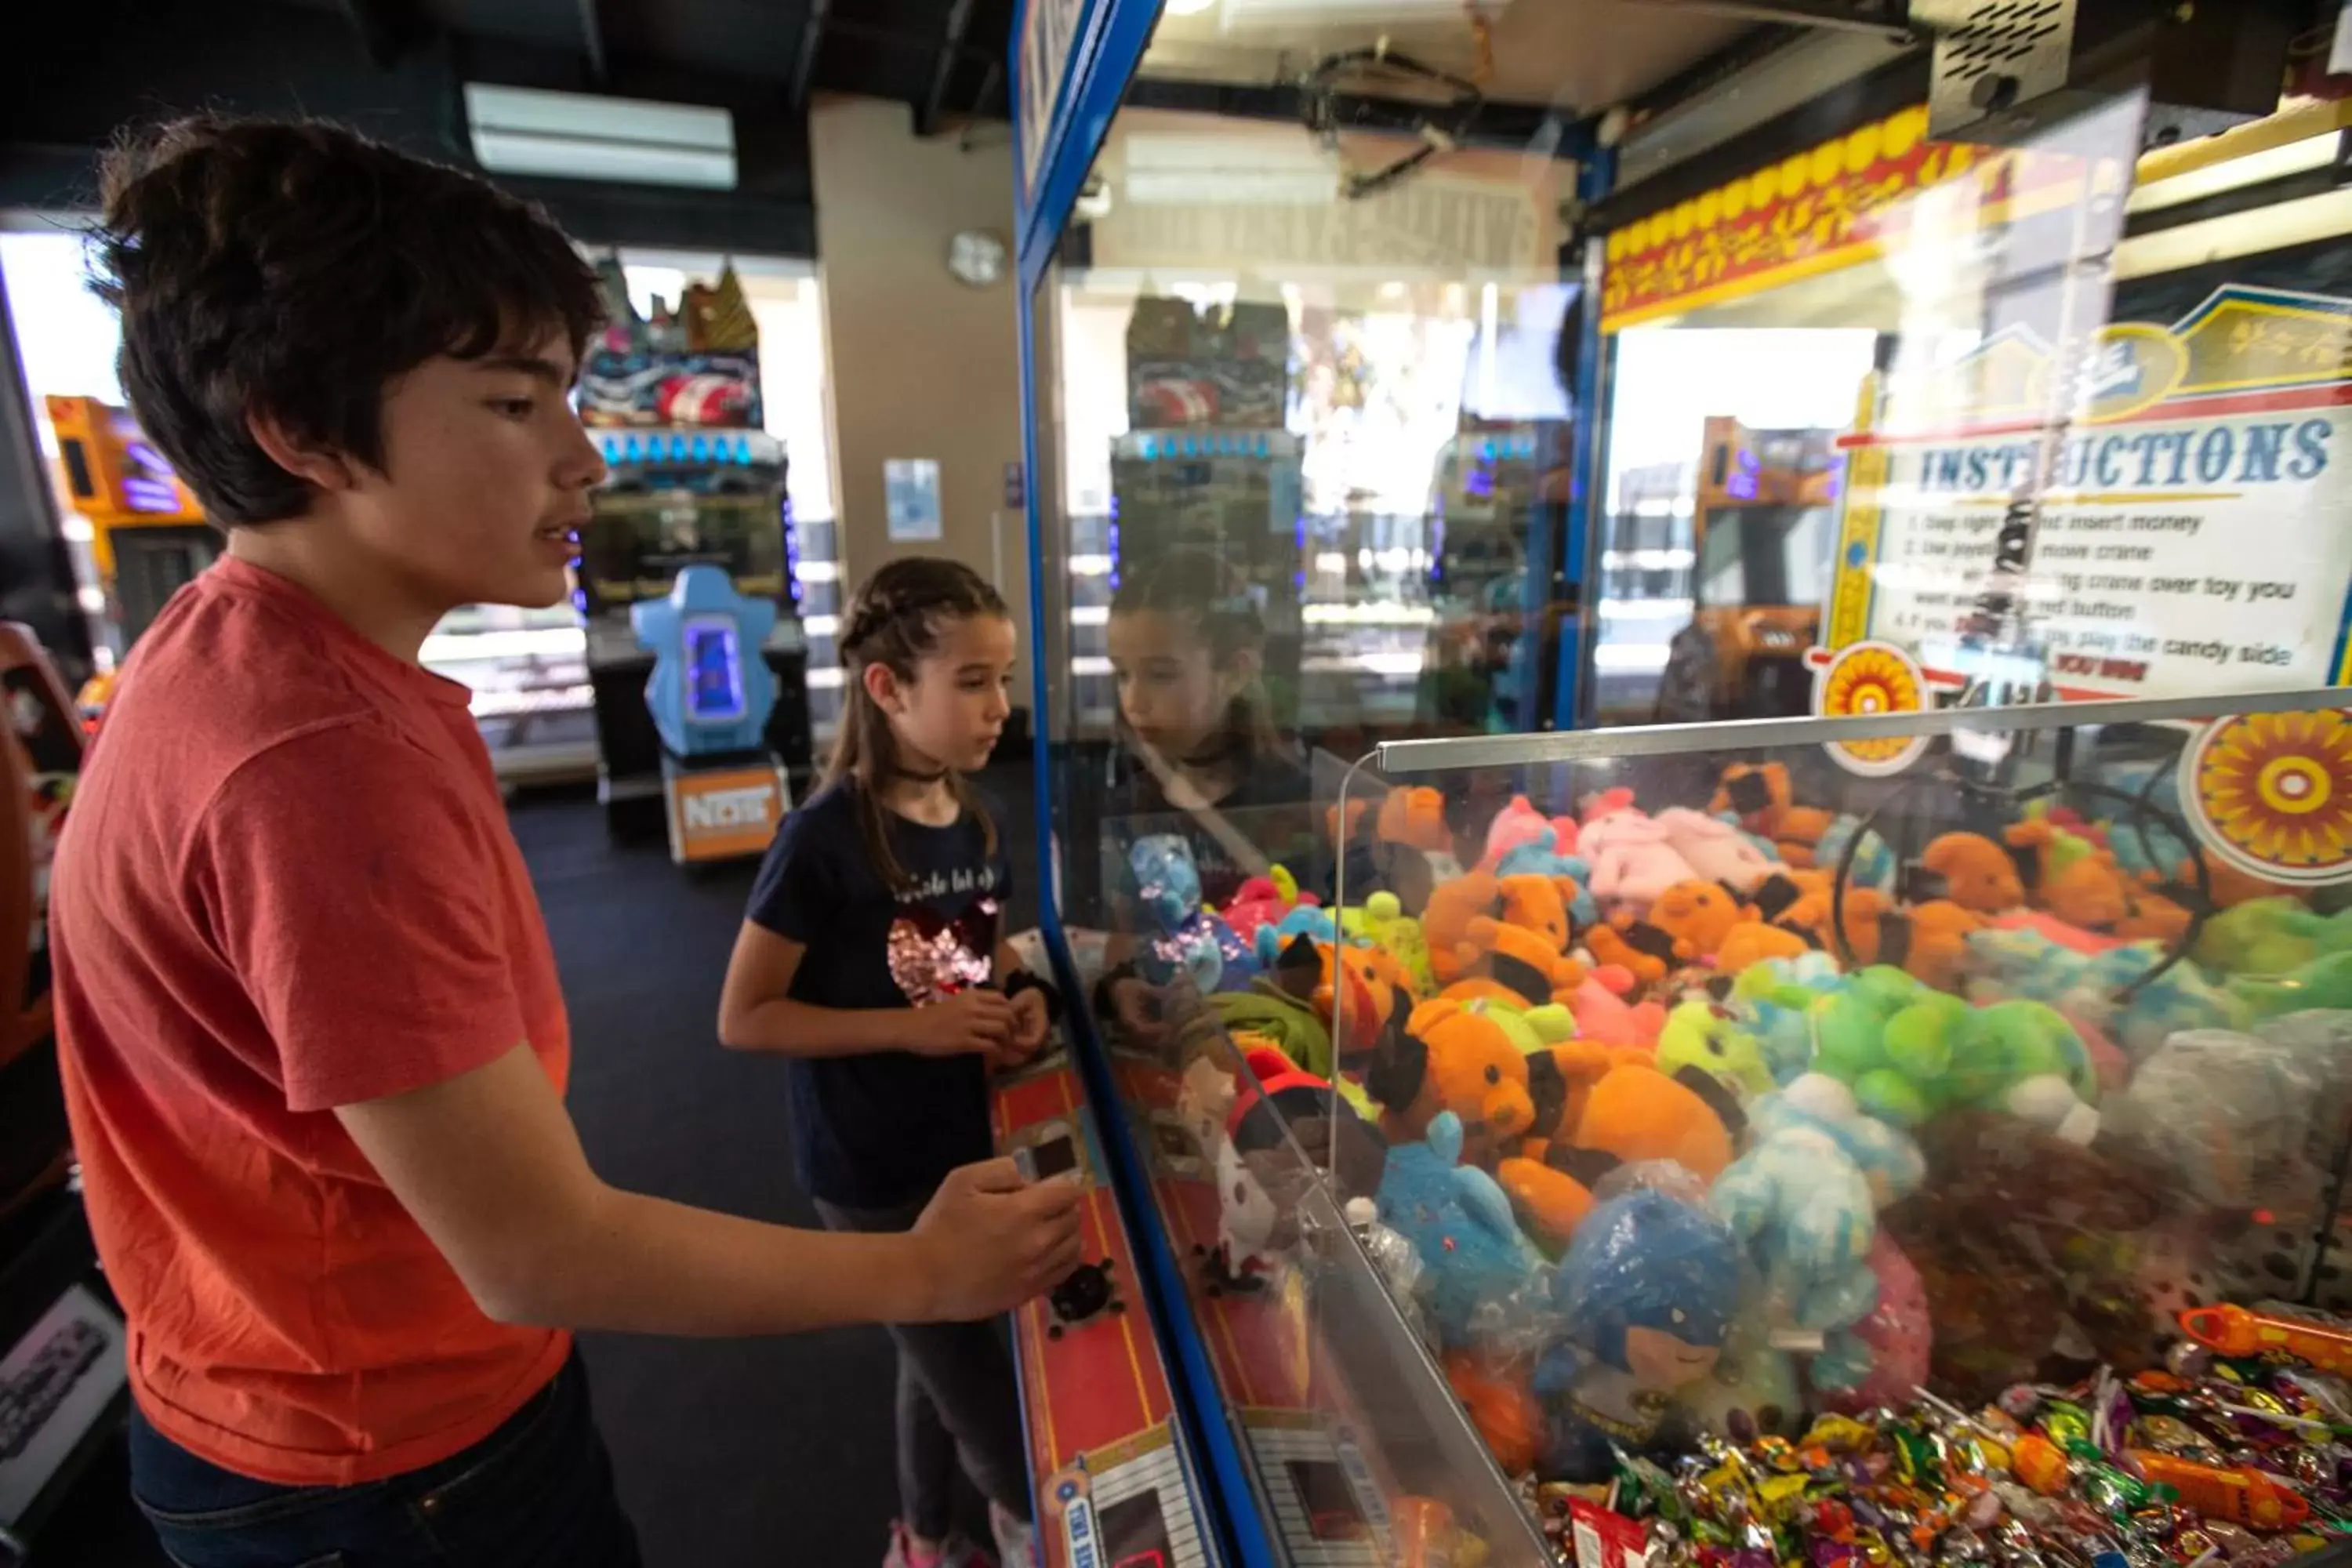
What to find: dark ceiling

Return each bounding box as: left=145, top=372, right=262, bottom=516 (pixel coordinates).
left=287, top=0, right=1022, bottom=131
left=1, top=0, right=1025, bottom=255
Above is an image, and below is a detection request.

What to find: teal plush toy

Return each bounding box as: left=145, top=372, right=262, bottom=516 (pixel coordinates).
left=1376, top=1111, right=1541, bottom=1352
left=1814, top=814, right=1895, bottom=889
left=1708, top=1073, right=1922, bottom=1340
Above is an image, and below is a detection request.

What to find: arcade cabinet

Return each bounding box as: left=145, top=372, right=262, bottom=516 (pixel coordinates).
left=1653, top=416, right=1840, bottom=724
left=42, top=395, right=216, bottom=654
left=631, top=564, right=791, bottom=866
left=1106, top=296, right=1305, bottom=724
left=0, top=623, right=125, bottom=1559
left=576, top=259, right=811, bottom=842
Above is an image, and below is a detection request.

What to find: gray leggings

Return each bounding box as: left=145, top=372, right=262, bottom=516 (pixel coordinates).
left=812, top=1195, right=1033, bottom=1541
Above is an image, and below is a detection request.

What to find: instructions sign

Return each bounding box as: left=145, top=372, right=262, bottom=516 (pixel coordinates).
left=1823, top=285, right=2352, bottom=700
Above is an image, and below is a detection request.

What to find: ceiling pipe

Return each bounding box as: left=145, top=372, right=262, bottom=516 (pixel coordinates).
left=789, top=0, right=832, bottom=111
left=916, top=0, right=978, bottom=136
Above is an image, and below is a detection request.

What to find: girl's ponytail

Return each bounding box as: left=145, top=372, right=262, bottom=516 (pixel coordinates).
left=830, top=557, right=1008, bottom=891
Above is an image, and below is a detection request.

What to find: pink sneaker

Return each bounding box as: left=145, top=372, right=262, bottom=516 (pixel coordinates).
left=884, top=1522, right=997, bottom=1568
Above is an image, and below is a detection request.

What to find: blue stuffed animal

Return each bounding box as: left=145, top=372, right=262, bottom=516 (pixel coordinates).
left=1531, top=1186, right=1743, bottom=1481
left=1813, top=814, right=1894, bottom=890
left=1709, top=1074, right=1922, bottom=1372
left=1253, top=904, right=1339, bottom=968
left=1375, top=1112, right=1539, bottom=1353
left=1129, top=835, right=1255, bottom=993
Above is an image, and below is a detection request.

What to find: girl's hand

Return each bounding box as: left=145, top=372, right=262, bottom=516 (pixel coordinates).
left=912, top=989, right=1016, bottom=1056
left=1107, top=976, right=1168, bottom=1045
left=1004, top=986, right=1051, bottom=1058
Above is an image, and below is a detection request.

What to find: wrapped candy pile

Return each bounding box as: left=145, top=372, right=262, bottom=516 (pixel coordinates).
left=1529, top=1308, right=2352, bottom=1568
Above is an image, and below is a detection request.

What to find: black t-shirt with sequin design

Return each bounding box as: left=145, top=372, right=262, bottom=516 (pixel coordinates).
left=746, top=779, right=1011, bottom=1209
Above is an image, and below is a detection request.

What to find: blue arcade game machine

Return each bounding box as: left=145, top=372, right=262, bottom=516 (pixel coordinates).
left=575, top=258, right=812, bottom=851
left=632, top=564, right=790, bottom=866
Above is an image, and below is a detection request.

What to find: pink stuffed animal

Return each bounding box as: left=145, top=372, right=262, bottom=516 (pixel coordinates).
left=1820, top=1234, right=1932, bottom=1414
left=1654, top=807, right=1780, bottom=892
left=1568, top=967, right=1667, bottom=1049
left=1581, top=808, right=1698, bottom=916
left=1480, top=795, right=1579, bottom=872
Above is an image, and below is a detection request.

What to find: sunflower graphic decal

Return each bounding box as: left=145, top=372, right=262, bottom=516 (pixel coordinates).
left=2183, top=708, right=2352, bottom=886
left=1810, top=640, right=1931, bottom=777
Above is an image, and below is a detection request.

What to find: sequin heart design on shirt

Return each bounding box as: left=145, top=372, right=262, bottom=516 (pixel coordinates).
left=886, top=898, right=999, bottom=1007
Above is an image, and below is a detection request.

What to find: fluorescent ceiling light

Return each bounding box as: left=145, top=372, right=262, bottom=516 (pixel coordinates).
left=1218, top=0, right=1462, bottom=23
left=2117, top=187, right=2352, bottom=279
left=1124, top=131, right=1338, bottom=205
left=464, top=84, right=736, bottom=190
left=2127, top=131, right=2339, bottom=215
left=1165, top=0, right=1217, bottom=13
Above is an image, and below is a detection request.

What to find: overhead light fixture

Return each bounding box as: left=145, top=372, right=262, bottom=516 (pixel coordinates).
left=2126, top=129, right=2341, bottom=215
left=1217, top=0, right=1461, bottom=21
left=1163, top=0, right=1218, bottom=13
left=463, top=83, right=738, bottom=190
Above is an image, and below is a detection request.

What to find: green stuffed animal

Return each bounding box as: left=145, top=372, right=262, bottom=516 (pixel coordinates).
left=1655, top=998, right=1776, bottom=1102
left=2193, top=897, right=2343, bottom=977
left=2230, top=948, right=2352, bottom=1020
left=1338, top=890, right=1436, bottom=997
left=1810, top=968, right=2100, bottom=1140
left=1461, top=996, right=1577, bottom=1056
left=1209, top=985, right=1334, bottom=1081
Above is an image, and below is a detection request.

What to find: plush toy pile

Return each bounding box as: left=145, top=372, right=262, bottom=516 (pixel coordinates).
left=1127, top=758, right=2352, bottom=1565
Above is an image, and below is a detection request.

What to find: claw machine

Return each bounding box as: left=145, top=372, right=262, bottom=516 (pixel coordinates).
left=1016, top=2, right=2352, bottom=1565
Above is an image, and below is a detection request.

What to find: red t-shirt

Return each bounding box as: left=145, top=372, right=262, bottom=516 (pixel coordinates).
left=50, top=557, right=572, bottom=1486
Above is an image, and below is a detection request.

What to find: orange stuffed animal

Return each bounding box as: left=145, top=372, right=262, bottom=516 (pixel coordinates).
left=1423, top=871, right=1500, bottom=985
left=1444, top=920, right=1588, bottom=1009
left=1366, top=998, right=1537, bottom=1161
left=1646, top=879, right=1746, bottom=961
left=1878, top=899, right=1985, bottom=991
left=1923, top=831, right=2025, bottom=913
left=1711, top=762, right=1792, bottom=834
left=1446, top=1354, right=1544, bottom=1475
left=1379, top=786, right=1455, bottom=856
left=1583, top=922, right=1671, bottom=989
left=1497, top=1051, right=1738, bottom=1247
left=1715, top=920, right=1811, bottom=972
left=1495, top=872, right=1581, bottom=951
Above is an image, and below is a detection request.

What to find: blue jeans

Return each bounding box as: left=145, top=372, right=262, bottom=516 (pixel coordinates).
left=128, top=1352, right=641, bottom=1568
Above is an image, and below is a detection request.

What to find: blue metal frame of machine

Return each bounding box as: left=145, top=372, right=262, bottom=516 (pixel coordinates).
left=1551, top=149, right=1617, bottom=732
left=1013, top=3, right=1283, bottom=1563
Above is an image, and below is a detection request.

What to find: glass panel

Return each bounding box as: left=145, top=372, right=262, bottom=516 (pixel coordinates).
left=1312, top=685, right=2352, bottom=1555
left=1595, top=89, right=2352, bottom=735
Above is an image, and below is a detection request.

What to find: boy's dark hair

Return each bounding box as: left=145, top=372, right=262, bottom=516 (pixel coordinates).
left=89, top=116, right=604, bottom=527
left=829, top=557, right=1009, bottom=891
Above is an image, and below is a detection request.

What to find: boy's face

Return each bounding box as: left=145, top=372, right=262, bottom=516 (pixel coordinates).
left=880, top=612, right=1018, bottom=774
left=354, top=326, right=605, bottom=610
left=1108, top=609, right=1248, bottom=762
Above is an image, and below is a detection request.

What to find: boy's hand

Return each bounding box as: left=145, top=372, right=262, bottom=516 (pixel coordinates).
left=911, top=989, right=1016, bottom=1057
left=911, top=1157, right=1087, bottom=1320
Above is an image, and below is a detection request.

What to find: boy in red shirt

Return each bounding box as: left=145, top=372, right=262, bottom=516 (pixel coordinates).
left=50, top=117, right=1081, bottom=1568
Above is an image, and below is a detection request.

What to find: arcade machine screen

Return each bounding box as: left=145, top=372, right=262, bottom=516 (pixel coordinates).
left=683, top=615, right=747, bottom=725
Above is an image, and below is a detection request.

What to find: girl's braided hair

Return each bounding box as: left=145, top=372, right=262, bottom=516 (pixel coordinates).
left=829, top=557, right=1009, bottom=891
